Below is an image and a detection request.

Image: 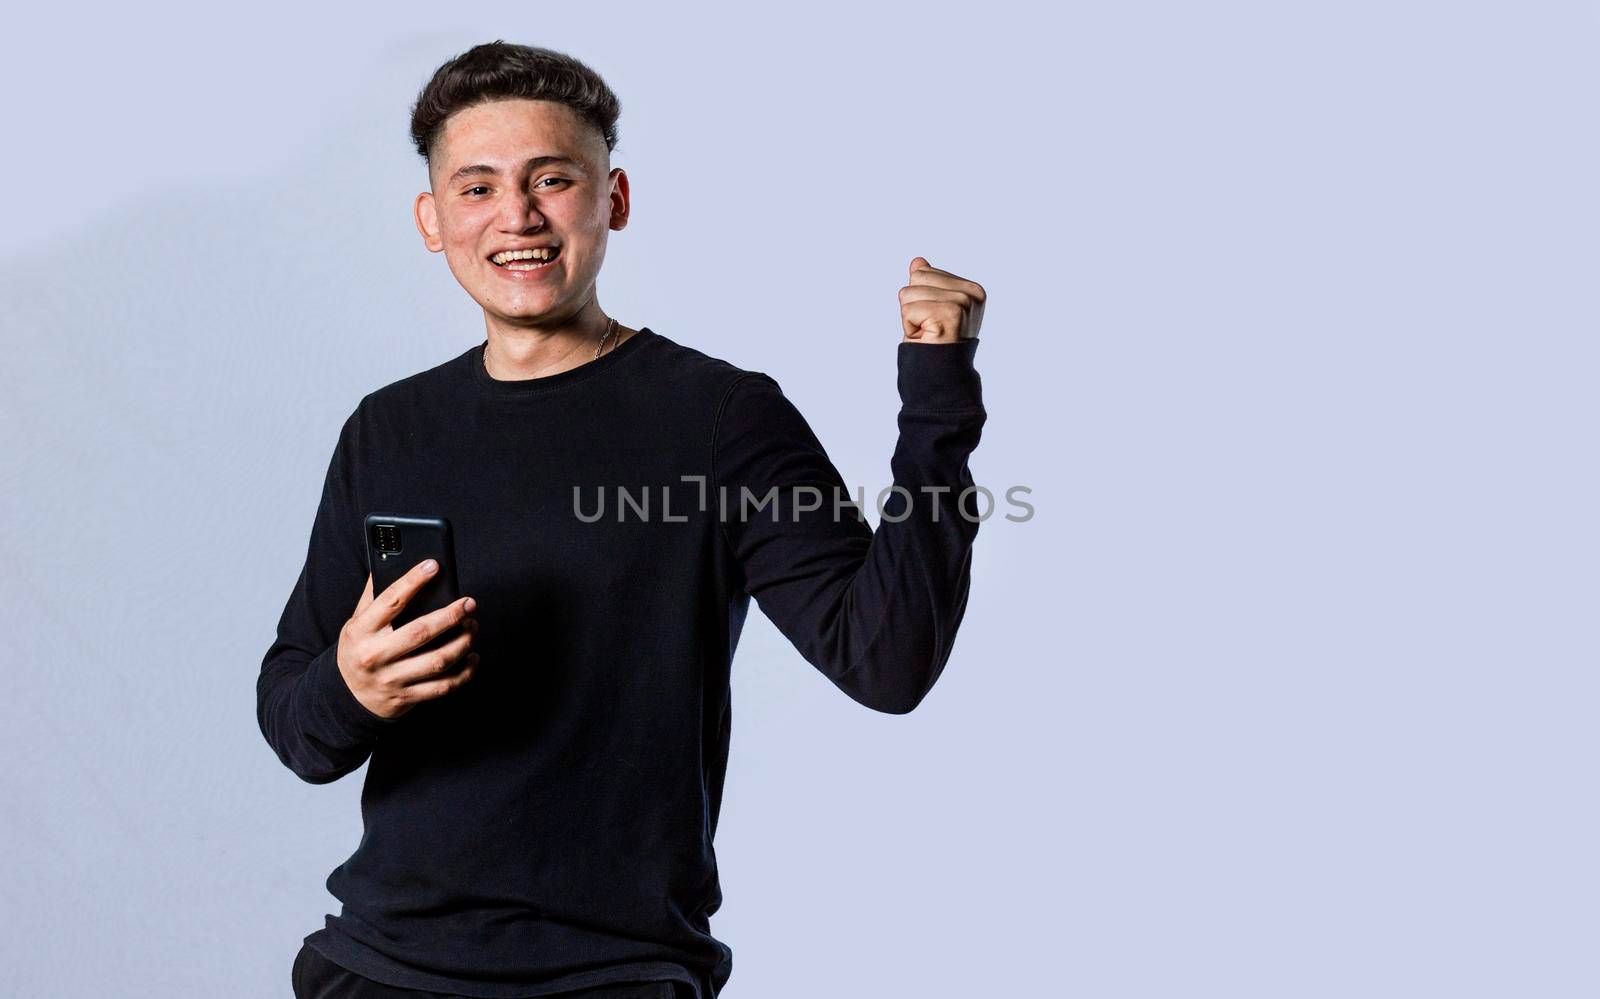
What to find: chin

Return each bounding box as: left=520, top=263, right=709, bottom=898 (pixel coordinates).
left=486, top=297, right=566, bottom=322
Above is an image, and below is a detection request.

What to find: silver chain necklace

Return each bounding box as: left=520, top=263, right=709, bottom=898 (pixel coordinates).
left=593, top=316, right=619, bottom=360
left=484, top=317, right=620, bottom=375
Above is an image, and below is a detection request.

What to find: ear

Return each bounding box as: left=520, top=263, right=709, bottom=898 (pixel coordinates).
left=607, top=168, right=631, bottom=232
left=414, top=191, right=444, bottom=252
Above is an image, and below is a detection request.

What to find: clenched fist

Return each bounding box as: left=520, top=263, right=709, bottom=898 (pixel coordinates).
left=899, top=256, right=986, bottom=344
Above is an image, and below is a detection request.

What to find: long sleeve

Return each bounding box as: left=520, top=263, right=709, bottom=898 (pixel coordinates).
left=712, top=338, right=987, bottom=714
left=257, top=403, right=401, bottom=783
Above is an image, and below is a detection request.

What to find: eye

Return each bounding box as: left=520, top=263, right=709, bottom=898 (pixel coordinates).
left=465, top=186, right=490, bottom=197
left=536, top=177, right=569, bottom=189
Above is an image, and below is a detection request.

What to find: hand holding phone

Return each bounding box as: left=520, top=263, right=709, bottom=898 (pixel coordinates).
left=366, top=513, right=461, bottom=632
left=336, top=557, right=479, bottom=722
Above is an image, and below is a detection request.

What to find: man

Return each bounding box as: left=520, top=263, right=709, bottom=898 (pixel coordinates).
left=258, top=40, right=988, bottom=999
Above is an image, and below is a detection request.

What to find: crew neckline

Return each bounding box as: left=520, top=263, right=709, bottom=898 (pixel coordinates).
left=467, top=326, right=656, bottom=396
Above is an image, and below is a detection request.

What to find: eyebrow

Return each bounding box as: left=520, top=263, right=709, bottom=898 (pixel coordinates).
left=448, top=155, right=585, bottom=183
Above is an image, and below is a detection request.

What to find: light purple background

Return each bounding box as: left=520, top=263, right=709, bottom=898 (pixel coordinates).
left=2, top=3, right=1593, bottom=997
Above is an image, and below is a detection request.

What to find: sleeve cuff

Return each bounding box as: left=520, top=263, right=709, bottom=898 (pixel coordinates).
left=306, top=643, right=400, bottom=742
left=897, top=337, right=984, bottom=412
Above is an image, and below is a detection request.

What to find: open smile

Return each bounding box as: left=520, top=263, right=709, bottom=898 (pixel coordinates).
left=488, top=246, right=562, bottom=278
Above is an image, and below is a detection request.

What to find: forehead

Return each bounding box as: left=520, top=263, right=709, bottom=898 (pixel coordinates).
left=436, top=98, right=598, bottom=176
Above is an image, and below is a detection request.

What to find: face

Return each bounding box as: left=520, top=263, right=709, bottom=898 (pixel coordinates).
left=414, top=99, right=628, bottom=332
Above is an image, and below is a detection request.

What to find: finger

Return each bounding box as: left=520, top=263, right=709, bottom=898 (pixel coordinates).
left=900, top=299, right=966, bottom=342
left=363, top=557, right=444, bottom=631
left=387, top=595, right=476, bottom=660
left=899, top=286, right=970, bottom=307
left=908, top=263, right=984, bottom=301
left=402, top=653, right=479, bottom=703
left=911, top=256, right=967, bottom=282
left=393, top=625, right=477, bottom=688
left=904, top=259, right=938, bottom=339
left=900, top=287, right=971, bottom=341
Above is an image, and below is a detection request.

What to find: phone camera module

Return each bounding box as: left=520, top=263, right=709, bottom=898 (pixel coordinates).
left=372, top=523, right=403, bottom=557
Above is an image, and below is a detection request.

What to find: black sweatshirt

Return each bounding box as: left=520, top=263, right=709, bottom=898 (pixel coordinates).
left=256, top=328, right=987, bottom=997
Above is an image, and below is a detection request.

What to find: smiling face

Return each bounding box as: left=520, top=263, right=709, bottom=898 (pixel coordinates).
left=414, top=98, right=629, bottom=333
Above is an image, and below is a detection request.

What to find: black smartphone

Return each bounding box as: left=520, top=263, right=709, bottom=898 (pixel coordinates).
left=365, top=513, right=463, bottom=654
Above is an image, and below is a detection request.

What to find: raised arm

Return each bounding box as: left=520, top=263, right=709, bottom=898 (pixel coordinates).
left=713, top=259, right=987, bottom=713
left=257, top=404, right=400, bottom=783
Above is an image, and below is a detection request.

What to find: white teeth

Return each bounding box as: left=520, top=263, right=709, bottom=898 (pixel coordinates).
left=491, top=247, right=557, bottom=265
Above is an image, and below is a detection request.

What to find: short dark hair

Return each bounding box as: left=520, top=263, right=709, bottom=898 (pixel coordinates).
left=409, top=40, right=622, bottom=176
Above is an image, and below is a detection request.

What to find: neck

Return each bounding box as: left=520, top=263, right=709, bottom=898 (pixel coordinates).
left=482, top=308, right=627, bottom=381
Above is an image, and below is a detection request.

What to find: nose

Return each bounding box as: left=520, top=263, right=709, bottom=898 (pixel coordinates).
left=496, top=185, right=546, bottom=233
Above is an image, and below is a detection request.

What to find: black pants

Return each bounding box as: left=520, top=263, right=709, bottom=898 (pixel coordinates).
left=292, top=943, right=682, bottom=999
